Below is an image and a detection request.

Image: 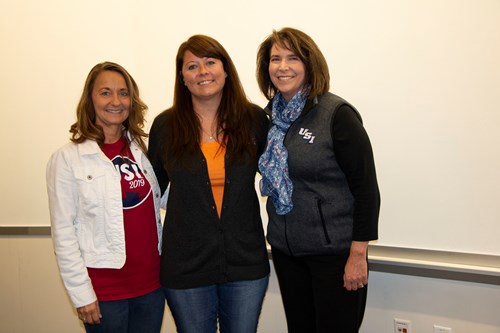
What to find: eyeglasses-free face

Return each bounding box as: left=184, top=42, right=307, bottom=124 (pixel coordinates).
left=181, top=50, right=227, bottom=104
left=268, top=43, right=306, bottom=102
left=92, top=70, right=130, bottom=138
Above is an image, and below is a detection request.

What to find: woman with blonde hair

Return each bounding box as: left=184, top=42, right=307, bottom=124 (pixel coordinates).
left=47, top=62, right=164, bottom=333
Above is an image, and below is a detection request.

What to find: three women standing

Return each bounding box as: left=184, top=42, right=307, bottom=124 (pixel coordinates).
left=48, top=28, right=378, bottom=333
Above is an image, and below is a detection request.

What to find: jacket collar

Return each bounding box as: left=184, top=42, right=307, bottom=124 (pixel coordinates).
left=78, top=139, right=101, bottom=156
left=301, top=95, right=319, bottom=118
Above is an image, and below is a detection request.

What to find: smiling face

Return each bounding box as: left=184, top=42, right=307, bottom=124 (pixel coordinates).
left=268, top=43, right=306, bottom=102
left=92, top=70, right=130, bottom=139
left=181, top=50, right=226, bottom=103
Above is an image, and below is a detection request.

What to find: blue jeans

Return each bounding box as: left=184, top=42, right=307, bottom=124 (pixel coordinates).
left=164, top=276, right=269, bottom=333
left=84, top=288, right=165, bottom=333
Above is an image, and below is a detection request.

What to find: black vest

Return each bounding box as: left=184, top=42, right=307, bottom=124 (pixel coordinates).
left=267, top=93, right=361, bottom=256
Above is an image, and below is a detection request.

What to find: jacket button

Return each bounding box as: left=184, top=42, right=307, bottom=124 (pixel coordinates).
left=87, top=175, right=93, bottom=180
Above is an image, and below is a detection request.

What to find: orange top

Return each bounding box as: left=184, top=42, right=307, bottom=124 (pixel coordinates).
left=200, top=141, right=225, bottom=218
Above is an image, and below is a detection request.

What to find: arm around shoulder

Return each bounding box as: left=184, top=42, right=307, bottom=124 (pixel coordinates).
left=251, top=104, right=270, bottom=155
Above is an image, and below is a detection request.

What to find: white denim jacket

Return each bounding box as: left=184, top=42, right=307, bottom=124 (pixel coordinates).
left=46, top=135, right=163, bottom=308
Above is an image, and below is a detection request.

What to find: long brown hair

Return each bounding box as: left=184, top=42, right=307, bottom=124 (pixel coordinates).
left=70, top=61, right=148, bottom=152
left=167, top=34, right=256, bottom=163
left=256, top=27, right=330, bottom=100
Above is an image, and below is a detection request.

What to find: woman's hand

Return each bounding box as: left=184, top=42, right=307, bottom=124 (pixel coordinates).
left=77, top=301, right=102, bottom=325
left=343, top=241, right=369, bottom=291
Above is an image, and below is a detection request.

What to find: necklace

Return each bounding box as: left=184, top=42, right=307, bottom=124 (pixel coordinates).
left=196, top=111, right=218, bottom=141
left=202, top=127, right=216, bottom=141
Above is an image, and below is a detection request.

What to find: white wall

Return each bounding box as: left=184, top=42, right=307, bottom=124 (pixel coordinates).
left=1, top=236, right=500, bottom=333
left=2, top=0, right=500, bottom=256
left=363, top=272, right=500, bottom=333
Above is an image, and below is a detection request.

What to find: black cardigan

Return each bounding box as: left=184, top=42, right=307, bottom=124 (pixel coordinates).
left=148, top=105, right=270, bottom=289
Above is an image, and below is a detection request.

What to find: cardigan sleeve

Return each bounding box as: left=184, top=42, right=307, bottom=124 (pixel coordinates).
left=332, top=104, right=380, bottom=241
left=147, top=112, right=170, bottom=195
left=253, top=104, right=270, bottom=158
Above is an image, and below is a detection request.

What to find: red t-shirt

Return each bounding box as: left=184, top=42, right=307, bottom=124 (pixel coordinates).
left=87, top=137, right=160, bottom=301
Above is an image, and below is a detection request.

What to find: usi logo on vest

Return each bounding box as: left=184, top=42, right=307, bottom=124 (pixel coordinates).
left=299, top=128, right=315, bottom=143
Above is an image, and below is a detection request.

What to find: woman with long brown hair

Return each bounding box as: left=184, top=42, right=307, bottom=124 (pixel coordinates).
left=148, top=35, right=270, bottom=333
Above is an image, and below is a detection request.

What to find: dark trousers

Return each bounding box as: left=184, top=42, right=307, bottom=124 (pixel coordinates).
left=272, top=247, right=367, bottom=333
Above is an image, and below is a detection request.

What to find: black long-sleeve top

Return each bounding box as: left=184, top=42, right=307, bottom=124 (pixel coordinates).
left=332, top=104, right=380, bottom=241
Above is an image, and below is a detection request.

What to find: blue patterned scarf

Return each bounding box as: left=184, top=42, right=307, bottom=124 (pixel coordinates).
left=258, top=91, right=307, bottom=215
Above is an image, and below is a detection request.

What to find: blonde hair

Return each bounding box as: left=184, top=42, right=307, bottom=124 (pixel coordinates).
left=70, top=61, right=148, bottom=152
